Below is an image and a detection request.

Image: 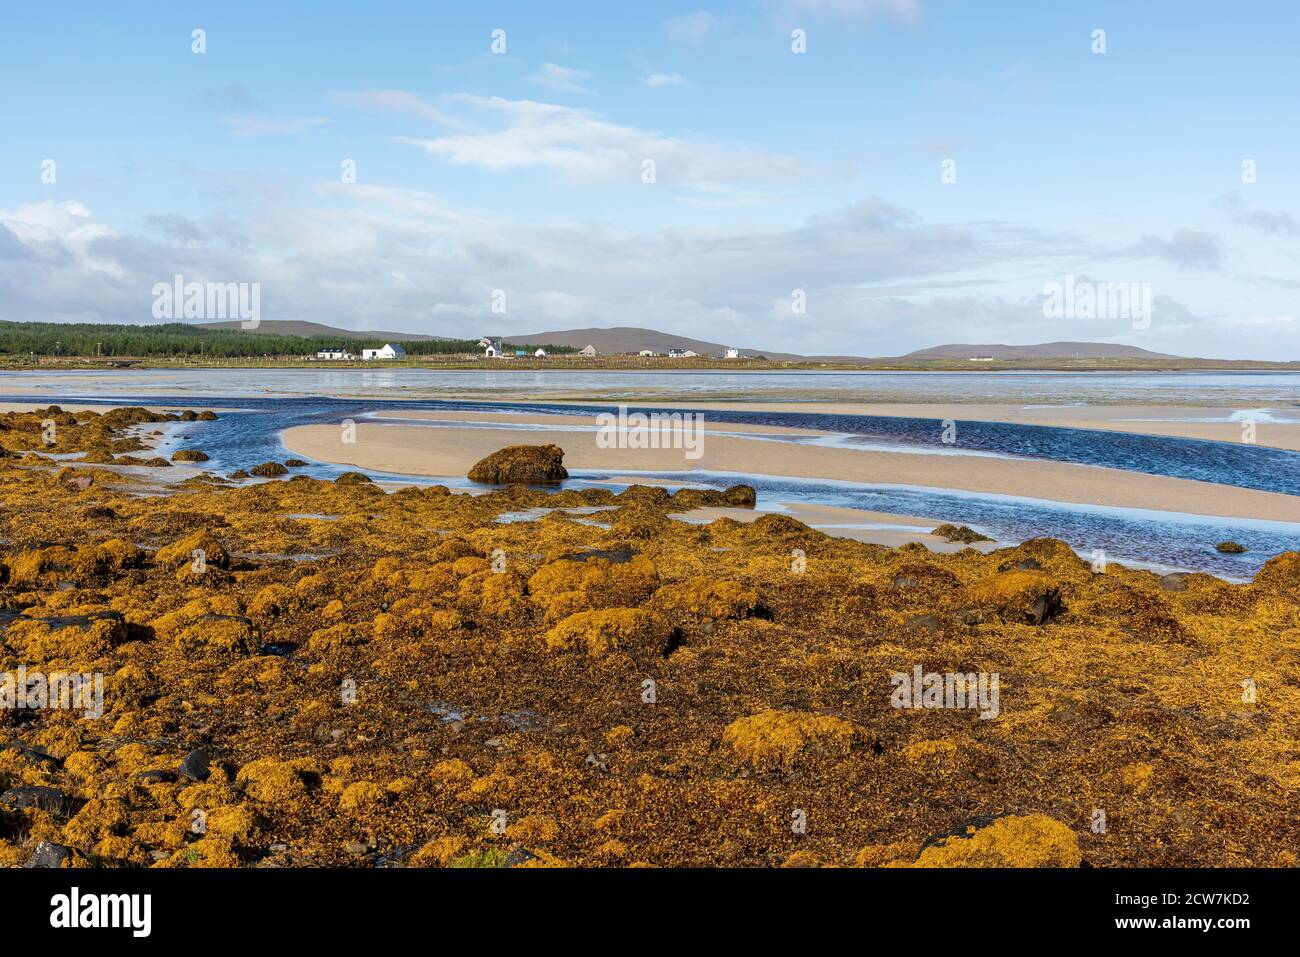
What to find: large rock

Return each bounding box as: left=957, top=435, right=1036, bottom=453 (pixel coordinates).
left=468, top=444, right=568, bottom=485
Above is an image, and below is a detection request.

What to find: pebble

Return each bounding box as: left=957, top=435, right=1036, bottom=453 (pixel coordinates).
left=179, top=748, right=211, bottom=782
left=26, top=841, right=71, bottom=869
left=505, top=847, right=539, bottom=868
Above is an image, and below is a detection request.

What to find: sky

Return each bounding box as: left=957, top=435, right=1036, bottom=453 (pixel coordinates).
left=1, top=0, right=1297, bottom=358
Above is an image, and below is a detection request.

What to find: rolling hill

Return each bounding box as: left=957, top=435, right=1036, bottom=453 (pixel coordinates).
left=194, top=320, right=442, bottom=341
left=191, top=320, right=1192, bottom=363
left=897, top=341, right=1177, bottom=361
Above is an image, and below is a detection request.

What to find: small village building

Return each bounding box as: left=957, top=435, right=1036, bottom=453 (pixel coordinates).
left=667, top=348, right=698, bottom=359
left=638, top=349, right=659, bottom=357
left=579, top=344, right=597, bottom=357
left=362, top=343, right=407, bottom=360
left=480, top=336, right=505, bottom=358
left=534, top=348, right=547, bottom=358
left=315, top=348, right=354, bottom=361
left=724, top=347, right=740, bottom=359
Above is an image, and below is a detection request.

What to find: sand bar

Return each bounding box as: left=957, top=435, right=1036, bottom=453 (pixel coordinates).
left=283, top=416, right=1300, bottom=523
left=517, top=401, right=1300, bottom=451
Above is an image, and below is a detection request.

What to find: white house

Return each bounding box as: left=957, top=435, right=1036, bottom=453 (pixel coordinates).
left=579, top=344, right=597, bottom=357
left=534, top=348, right=547, bottom=358
left=638, top=349, right=659, bottom=357
left=362, top=343, right=407, bottom=360
left=667, top=348, right=698, bottom=359
left=315, top=348, right=354, bottom=361
left=724, top=347, right=740, bottom=359
left=480, top=336, right=505, bottom=358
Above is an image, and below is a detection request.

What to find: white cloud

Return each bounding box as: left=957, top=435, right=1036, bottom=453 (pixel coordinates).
left=395, top=94, right=804, bottom=190
left=645, top=72, right=687, bottom=88
left=529, top=63, right=593, bottom=94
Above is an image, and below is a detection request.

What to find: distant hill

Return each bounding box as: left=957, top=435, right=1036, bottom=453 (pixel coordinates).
left=192, top=321, right=1188, bottom=363
left=194, top=320, right=441, bottom=341
left=506, top=326, right=795, bottom=359
left=897, top=341, right=1178, bottom=360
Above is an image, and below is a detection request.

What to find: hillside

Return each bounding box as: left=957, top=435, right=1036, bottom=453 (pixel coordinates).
left=196, top=322, right=1184, bottom=363
left=194, top=320, right=441, bottom=341
left=898, top=341, right=1178, bottom=361
left=506, top=326, right=796, bottom=359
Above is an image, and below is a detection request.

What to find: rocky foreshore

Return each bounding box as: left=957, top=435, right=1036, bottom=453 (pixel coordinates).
left=0, top=408, right=1297, bottom=868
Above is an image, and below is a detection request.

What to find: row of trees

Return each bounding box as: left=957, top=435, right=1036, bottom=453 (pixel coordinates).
left=0, top=322, right=575, bottom=358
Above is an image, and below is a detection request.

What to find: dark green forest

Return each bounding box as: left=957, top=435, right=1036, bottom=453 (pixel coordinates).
left=0, top=322, right=575, bottom=358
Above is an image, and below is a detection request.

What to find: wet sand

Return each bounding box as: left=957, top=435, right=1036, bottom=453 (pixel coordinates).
left=522, top=401, right=1300, bottom=451
left=282, top=415, right=1300, bottom=523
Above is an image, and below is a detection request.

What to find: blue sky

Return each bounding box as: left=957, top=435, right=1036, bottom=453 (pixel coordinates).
left=1, top=0, right=1297, bottom=357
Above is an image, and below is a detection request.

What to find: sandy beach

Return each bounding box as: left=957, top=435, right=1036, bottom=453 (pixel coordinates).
left=283, top=410, right=1300, bottom=523
left=525, top=401, right=1300, bottom=451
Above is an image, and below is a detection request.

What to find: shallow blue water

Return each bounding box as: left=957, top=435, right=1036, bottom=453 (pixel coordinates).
left=6, top=389, right=1299, bottom=580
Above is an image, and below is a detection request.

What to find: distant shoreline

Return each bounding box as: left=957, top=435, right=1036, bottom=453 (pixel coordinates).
left=3, top=357, right=1300, bottom=373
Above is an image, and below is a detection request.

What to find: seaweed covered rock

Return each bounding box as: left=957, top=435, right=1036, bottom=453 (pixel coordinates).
left=153, top=530, right=230, bottom=570
left=1254, top=551, right=1300, bottom=594
left=652, top=576, right=760, bottom=620
left=529, top=555, right=659, bottom=622
left=468, top=444, right=568, bottom=485
left=250, top=461, right=289, bottom=478
left=543, top=607, right=673, bottom=657
left=932, top=524, right=993, bottom=544
left=669, top=484, right=757, bottom=510
left=235, top=757, right=319, bottom=804
left=4, top=611, right=128, bottom=659
left=909, top=814, right=1082, bottom=868
left=748, top=513, right=818, bottom=538
left=723, top=709, right=863, bottom=773
left=1215, top=541, right=1247, bottom=554
left=171, top=449, right=210, bottom=463
left=960, top=570, right=1063, bottom=625
left=335, top=471, right=373, bottom=486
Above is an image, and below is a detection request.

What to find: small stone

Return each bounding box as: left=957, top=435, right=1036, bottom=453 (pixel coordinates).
left=179, top=748, right=211, bottom=782
left=504, top=847, right=539, bottom=868
left=1215, top=541, right=1247, bottom=554
left=26, top=841, right=71, bottom=869
left=344, top=842, right=370, bottom=856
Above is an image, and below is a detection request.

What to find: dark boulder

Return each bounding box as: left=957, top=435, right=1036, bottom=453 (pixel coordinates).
left=468, top=445, right=568, bottom=485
